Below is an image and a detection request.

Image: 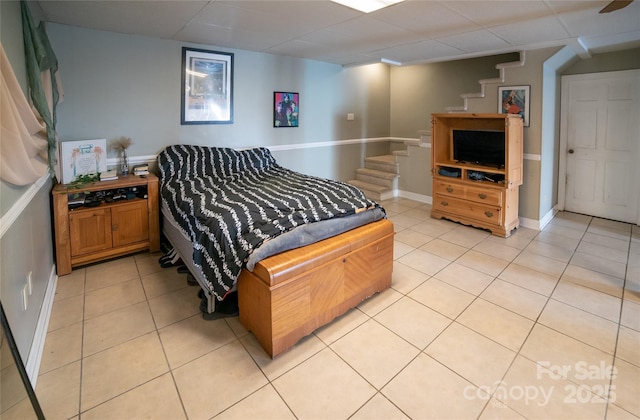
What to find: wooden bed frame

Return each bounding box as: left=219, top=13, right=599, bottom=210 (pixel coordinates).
left=237, top=218, right=394, bottom=358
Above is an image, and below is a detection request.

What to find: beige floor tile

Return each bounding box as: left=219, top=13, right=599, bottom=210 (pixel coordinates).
left=147, top=286, right=201, bottom=329
left=621, top=300, right=640, bottom=331
left=513, top=251, right=567, bottom=278
left=520, top=324, right=614, bottom=390
left=497, top=227, right=538, bottom=250
left=140, top=269, right=190, bottom=299
left=331, top=319, right=419, bottom=388
left=456, top=250, right=510, bottom=277
left=173, top=340, right=268, bottom=419
left=224, top=316, right=249, bottom=338
left=480, top=279, right=548, bottom=320
left=582, top=232, right=630, bottom=251
left=588, top=220, right=631, bottom=238
left=525, top=239, right=575, bottom=263
left=390, top=262, right=429, bottom=295
left=500, top=355, right=607, bottom=420
left=85, top=256, right=139, bottom=292
left=159, top=314, right=237, bottom=369
left=80, top=332, right=168, bottom=412
left=616, top=326, right=640, bottom=367
left=457, top=299, right=534, bottom=351
left=606, top=402, right=640, bottom=420
left=542, top=222, right=587, bottom=240
left=439, top=225, right=490, bottom=248
left=382, top=353, right=487, bottom=420
left=409, top=219, right=457, bottom=238
left=272, top=348, right=376, bottom=420
left=54, top=270, right=85, bottom=301
left=540, top=299, right=619, bottom=354
left=473, top=239, right=522, bottom=262
left=393, top=240, right=414, bottom=260
left=357, top=287, right=403, bottom=317
left=47, top=294, right=84, bottom=332
left=402, top=206, right=431, bottom=219
left=419, top=238, right=468, bottom=261
left=134, top=251, right=166, bottom=276
left=375, top=296, right=451, bottom=349
left=83, top=278, right=146, bottom=320
left=611, top=358, right=640, bottom=416
left=552, top=281, right=622, bottom=322
left=408, top=277, right=475, bottom=319
left=561, top=264, right=624, bottom=298
left=498, top=263, right=560, bottom=296
left=535, top=230, right=582, bottom=252
left=571, top=251, right=627, bottom=279
left=550, top=211, right=591, bottom=231
left=83, top=301, right=155, bottom=356
left=478, top=399, right=527, bottom=420
left=426, top=322, right=516, bottom=390
left=242, top=332, right=326, bottom=381
left=350, top=393, right=410, bottom=420
left=82, top=373, right=186, bottom=420
left=434, top=262, right=494, bottom=296
left=394, top=228, right=434, bottom=248
left=39, top=321, right=82, bottom=374
left=397, top=248, right=451, bottom=276
left=36, top=361, right=81, bottom=420
left=214, top=384, right=296, bottom=420
left=387, top=213, right=423, bottom=229
left=314, top=307, right=369, bottom=345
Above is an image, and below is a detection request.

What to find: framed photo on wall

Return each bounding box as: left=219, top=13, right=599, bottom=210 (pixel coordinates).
left=274, top=92, right=299, bottom=127
left=498, top=85, right=530, bottom=127
left=181, top=47, right=234, bottom=124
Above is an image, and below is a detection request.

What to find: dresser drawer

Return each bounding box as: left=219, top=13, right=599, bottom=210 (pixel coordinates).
left=432, top=194, right=502, bottom=226
left=436, top=182, right=502, bottom=206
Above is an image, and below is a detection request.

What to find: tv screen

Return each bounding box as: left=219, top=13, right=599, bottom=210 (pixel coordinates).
left=452, top=129, right=505, bottom=168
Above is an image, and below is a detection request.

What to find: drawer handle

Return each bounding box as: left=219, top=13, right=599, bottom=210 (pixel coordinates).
left=446, top=186, right=454, bottom=193
left=478, top=193, right=487, bottom=200
left=484, top=211, right=493, bottom=218
left=112, top=224, right=119, bottom=231
left=441, top=201, right=449, bottom=207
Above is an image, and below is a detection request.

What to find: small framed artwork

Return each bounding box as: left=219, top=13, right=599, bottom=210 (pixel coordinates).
left=59, top=139, right=107, bottom=184
left=181, top=47, right=234, bottom=125
left=274, top=92, right=299, bottom=127
left=498, top=85, right=530, bottom=127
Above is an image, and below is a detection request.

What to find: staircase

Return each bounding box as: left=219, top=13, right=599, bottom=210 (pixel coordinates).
left=347, top=154, right=399, bottom=201
left=347, top=52, right=526, bottom=201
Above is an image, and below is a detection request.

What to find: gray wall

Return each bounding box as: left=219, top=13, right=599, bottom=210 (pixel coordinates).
left=0, top=0, right=55, bottom=361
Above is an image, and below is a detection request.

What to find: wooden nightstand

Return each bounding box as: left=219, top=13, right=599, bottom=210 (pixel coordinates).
left=52, top=174, right=160, bottom=275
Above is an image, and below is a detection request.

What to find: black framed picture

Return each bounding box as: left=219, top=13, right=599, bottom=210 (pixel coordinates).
left=274, top=92, right=299, bottom=127
left=181, top=47, right=234, bottom=124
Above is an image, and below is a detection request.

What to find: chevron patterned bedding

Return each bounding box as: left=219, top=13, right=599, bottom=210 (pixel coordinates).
left=158, top=145, right=384, bottom=301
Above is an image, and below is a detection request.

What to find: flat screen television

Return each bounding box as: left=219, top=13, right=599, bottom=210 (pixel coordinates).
left=452, top=129, right=505, bottom=168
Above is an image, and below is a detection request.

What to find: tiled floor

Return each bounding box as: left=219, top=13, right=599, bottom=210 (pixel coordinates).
left=36, top=198, right=639, bottom=420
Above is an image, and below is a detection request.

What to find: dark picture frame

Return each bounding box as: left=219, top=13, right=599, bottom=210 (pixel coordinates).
left=181, top=47, right=233, bottom=125
left=274, top=92, right=299, bottom=127
left=498, top=85, right=530, bottom=127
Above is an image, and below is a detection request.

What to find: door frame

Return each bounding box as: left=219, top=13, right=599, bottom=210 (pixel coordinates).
left=558, top=69, right=640, bottom=225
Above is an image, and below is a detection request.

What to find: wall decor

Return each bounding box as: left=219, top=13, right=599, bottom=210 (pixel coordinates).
left=181, top=47, right=234, bottom=124
left=274, top=92, right=299, bottom=127
left=59, top=139, right=107, bottom=184
left=498, top=85, right=530, bottom=127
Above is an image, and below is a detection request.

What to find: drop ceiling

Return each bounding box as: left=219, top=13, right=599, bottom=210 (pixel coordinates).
left=35, top=0, right=640, bottom=66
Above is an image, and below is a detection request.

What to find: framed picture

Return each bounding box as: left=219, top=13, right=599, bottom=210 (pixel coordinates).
left=498, top=85, right=530, bottom=127
left=274, top=92, right=299, bottom=127
left=59, top=139, right=107, bottom=184
left=181, top=47, right=233, bottom=124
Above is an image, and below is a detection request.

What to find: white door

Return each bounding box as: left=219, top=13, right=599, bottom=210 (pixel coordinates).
left=560, top=69, right=640, bottom=224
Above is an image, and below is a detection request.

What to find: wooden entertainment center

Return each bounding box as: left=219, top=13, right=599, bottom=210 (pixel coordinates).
left=430, top=113, right=523, bottom=237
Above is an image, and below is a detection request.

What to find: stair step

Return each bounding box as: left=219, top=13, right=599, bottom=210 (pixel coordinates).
left=355, top=169, right=397, bottom=188
left=346, top=179, right=394, bottom=202
left=364, top=155, right=399, bottom=174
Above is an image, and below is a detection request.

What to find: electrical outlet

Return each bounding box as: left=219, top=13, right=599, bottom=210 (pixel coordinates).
left=22, top=285, right=29, bottom=310
left=27, top=271, right=33, bottom=295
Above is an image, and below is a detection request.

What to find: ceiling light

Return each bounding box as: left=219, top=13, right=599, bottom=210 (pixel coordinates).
left=331, top=0, right=405, bottom=13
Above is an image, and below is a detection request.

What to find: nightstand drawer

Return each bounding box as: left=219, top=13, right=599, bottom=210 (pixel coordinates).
left=432, top=194, right=502, bottom=226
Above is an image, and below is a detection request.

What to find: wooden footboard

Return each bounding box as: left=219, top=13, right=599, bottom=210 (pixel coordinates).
left=238, top=219, right=394, bottom=358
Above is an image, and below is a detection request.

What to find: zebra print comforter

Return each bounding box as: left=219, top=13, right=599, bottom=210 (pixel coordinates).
left=158, top=145, right=383, bottom=301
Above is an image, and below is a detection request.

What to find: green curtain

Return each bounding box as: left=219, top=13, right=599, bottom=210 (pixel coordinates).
left=21, top=0, right=60, bottom=178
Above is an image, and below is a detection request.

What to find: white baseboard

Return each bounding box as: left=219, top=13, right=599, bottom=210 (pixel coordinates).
left=25, top=265, right=58, bottom=387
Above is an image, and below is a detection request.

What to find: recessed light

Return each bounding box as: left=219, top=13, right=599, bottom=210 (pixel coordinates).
left=331, top=0, right=405, bottom=13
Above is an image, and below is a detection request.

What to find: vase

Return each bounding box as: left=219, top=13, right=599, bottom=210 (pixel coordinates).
left=121, top=150, right=129, bottom=175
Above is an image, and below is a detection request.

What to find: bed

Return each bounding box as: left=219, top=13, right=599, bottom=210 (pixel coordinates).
left=158, top=145, right=394, bottom=357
